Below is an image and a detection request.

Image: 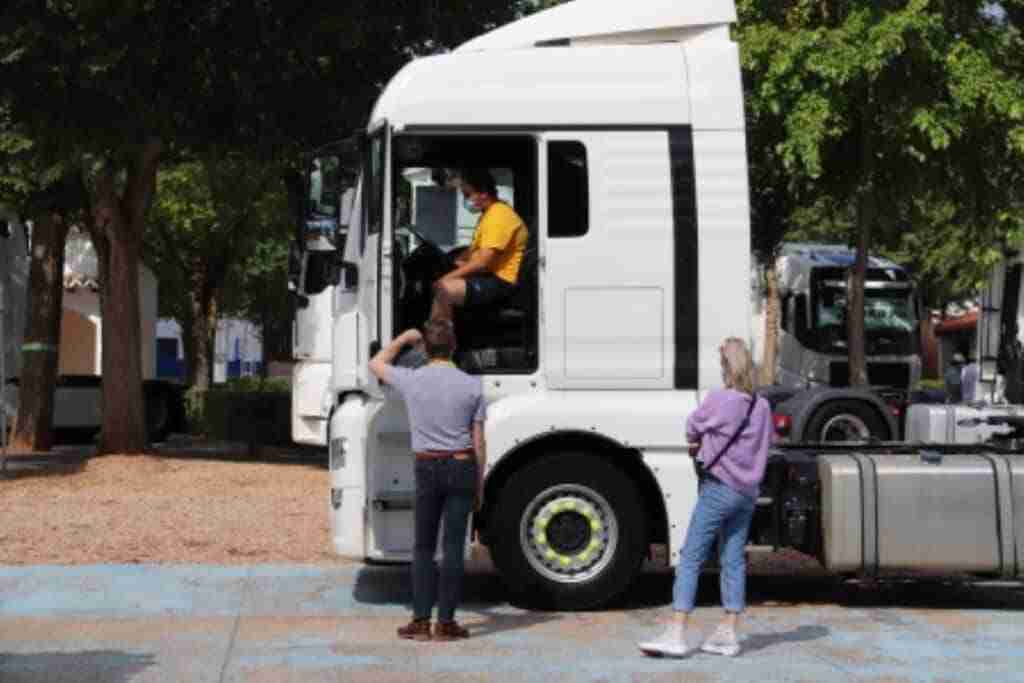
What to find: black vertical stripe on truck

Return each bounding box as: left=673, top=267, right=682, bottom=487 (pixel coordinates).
left=669, top=127, right=698, bottom=389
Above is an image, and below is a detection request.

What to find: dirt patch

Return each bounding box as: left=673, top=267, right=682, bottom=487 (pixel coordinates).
left=0, top=450, right=351, bottom=566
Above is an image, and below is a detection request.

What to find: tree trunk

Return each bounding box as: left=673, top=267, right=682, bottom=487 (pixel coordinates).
left=759, top=264, right=780, bottom=386
left=847, top=226, right=869, bottom=386
left=848, top=84, right=876, bottom=388
left=184, top=282, right=216, bottom=390
left=97, top=214, right=147, bottom=453
left=10, top=212, right=68, bottom=451
left=91, top=140, right=162, bottom=454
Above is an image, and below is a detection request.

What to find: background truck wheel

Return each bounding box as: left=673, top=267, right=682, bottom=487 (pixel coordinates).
left=488, top=453, right=647, bottom=610
left=805, top=399, right=889, bottom=442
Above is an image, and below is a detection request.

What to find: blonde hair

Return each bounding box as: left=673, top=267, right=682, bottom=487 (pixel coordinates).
left=720, top=337, right=754, bottom=395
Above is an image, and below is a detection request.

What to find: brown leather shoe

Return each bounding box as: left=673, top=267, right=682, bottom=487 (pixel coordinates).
left=397, top=618, right=432, bottom=641
left=433, top=620, right=470, bottom=641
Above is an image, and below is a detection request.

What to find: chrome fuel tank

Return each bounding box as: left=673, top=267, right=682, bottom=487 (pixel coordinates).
left=819, top=452, right=1023, bottom=577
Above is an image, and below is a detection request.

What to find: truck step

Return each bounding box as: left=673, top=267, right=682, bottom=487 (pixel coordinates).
left=371, top=490, right=415, bottom=511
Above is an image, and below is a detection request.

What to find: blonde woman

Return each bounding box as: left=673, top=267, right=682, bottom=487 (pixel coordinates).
left=639, top=338, right=773, bottom=659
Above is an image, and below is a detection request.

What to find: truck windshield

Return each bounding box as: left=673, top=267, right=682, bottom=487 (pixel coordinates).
left=814, top=286, right=917, bottom=354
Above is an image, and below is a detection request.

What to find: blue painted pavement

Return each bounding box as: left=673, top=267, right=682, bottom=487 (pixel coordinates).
left=1, top=564, right=1022, bottom=682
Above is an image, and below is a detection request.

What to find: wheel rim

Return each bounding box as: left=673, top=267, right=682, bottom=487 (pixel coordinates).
left=820, top=413, right=871, bottom=441
left=519, top=483, right=619, bottom=585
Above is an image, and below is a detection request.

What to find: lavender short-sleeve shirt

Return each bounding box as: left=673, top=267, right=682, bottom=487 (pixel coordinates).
left=386, top=363, right=486, bottom=453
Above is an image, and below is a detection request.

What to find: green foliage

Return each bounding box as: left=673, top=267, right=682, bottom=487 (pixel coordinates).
left=184, top=378, right=290, bottom=438
left=738, top=0, right=1024, bottom=308
left=216, top=376, right=291, bottom=394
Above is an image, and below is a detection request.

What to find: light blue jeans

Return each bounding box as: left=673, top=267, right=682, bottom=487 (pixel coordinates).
left=672, top=479, right=756, bottom=613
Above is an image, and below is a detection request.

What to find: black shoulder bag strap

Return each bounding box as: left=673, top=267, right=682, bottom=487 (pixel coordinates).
left=700, top=393, right=758, bottom=478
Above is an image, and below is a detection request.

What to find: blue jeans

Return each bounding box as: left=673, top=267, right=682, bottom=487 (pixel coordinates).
left=412, top=457, right=476, bottom=622
left=672, top=479, right=756, bottom=613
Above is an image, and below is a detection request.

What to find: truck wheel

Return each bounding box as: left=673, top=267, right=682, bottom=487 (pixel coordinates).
left=805, top=400, right=889, bottom=442
left=489, top=453, right=647, bottom=610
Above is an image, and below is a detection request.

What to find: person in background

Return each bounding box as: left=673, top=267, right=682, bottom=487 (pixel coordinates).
left=638, top=337, right=774, bottom=659
left=369, top=320, right=486, bottom=641
left=430, top=168, right=528, bottom=321
left=961, top=354, right=980, bottom=402
left=945, top=352, right=965, bottom=403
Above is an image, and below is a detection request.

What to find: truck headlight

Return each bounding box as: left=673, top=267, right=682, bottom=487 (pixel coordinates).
left=330, top=437, right=348, bottom=470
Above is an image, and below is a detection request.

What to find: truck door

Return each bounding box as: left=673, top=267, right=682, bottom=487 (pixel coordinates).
left=541, top=131, right=676, bottom=390
left=361, top=124, right=421, bottom=559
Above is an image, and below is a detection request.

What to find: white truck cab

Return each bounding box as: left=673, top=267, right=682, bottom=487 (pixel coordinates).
left=291, top=0, right=1024, bottom=609
left=320, top=0, right=751, bottom=608
left=755, top=243, right=922, bottom=391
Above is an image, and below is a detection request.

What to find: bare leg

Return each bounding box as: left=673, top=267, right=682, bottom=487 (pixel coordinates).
left=431, top=278, right=468, bottom=322
left=430, top=292, right=452, bottom=322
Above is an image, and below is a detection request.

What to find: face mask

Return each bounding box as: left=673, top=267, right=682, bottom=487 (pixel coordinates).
left=463, top=198, right=482, bottom=214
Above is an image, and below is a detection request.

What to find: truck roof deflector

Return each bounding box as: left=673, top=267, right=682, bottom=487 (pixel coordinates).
left=456, top=0, right=738, bottom=52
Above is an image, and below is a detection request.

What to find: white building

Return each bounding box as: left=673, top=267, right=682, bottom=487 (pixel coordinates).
left=155, top=318, right=264, bottom=383
left=62, top=231, right=158, bottom=379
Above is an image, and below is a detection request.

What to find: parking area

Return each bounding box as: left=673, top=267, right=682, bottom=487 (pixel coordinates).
left=2, top=561, right=1022, bottom=682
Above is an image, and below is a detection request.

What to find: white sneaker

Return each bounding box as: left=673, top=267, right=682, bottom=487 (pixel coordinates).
left=701, top=624, right=741, bottom=657
left=638, top=626, right=696, bottom=658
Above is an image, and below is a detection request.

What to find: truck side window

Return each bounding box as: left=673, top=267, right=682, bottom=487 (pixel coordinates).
left=362, top=131, right=386, bottom=254
left=548, top=141, right=589, bottom=238
left=794, top=293, right=809, bottom=344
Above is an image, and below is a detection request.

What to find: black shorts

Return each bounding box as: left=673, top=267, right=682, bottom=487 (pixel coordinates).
left=464, top=274, right=516, bottom=308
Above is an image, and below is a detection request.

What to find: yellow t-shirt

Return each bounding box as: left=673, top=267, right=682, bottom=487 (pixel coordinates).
left=469, top=202, right=528, bottom=284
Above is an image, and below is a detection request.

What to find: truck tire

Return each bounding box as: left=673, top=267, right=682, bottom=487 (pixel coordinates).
left=489, top=453, right=647, bottom=610
left=804, top=399, right=889, bottom=442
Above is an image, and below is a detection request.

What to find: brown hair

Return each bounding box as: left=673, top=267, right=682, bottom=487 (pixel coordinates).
left=424, top=319, right=456, bottom=359
left=720, top=337, right=754, bottom=395
left=459, top=168, right=498, bottom=198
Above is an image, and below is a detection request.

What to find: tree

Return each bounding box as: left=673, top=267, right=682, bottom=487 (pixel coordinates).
left=1, top=1, right=520, bottom=453
left=737, top=0, right=1024, bottom=385
left=146, top=156, right=288, bottom=389
left=0, top=103, right=82, bottom=451
left=221, top=238, right=294, bottom=375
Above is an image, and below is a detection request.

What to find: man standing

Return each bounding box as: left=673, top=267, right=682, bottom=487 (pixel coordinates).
left=430, top=168, right=528, bottom=321
left=369, top=320, right=486, bottom=641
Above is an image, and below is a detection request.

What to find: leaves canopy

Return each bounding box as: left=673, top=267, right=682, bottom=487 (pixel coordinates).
left=737, top=0, right=1024, bottom=305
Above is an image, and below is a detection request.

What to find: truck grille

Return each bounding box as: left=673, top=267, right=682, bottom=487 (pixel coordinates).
left=829, top=362, right=910, bottom=389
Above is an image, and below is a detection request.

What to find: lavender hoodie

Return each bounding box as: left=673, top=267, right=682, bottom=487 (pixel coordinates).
left=686, top=388, right=774, bottom=499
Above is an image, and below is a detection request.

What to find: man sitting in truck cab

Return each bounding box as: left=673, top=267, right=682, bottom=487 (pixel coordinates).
left=430, top=168, right=528, bottom=322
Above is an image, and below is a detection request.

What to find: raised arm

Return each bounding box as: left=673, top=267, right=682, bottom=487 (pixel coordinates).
left=369, top=328, right=423, bottom=383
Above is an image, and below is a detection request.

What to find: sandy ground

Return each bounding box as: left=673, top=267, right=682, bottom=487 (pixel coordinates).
left=0, top=447, right=344, bottom=566
left=0, top=444, right=825, bottom=575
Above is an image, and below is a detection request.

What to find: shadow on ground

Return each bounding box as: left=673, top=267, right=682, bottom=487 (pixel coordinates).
left=149, top=437, right=327, bottom=469
left=353, top=564, right=561, bottom=637
left=0, top=650, right=156, bottom=683
left=353, top=560, right=1024, bottom=622
left=619, top=570, right=1024, bottom=613
left=0, top=448, right=91, bottom=481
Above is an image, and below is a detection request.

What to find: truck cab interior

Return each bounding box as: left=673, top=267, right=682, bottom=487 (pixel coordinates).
left=390, top=134, right=539, bottom=375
